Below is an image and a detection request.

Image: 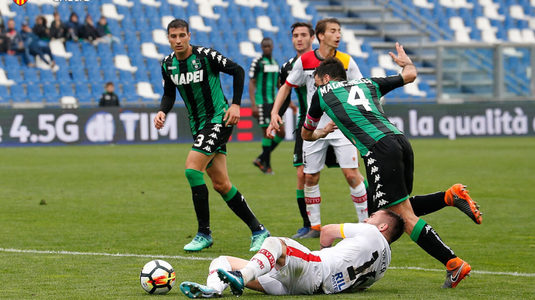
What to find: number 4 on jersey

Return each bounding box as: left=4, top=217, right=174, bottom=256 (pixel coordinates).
left=347, top=86, right=371, bottom=111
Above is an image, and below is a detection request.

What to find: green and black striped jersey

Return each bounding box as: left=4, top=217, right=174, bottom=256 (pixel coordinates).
left=160, top=45, right=244, bottom=135
left=249, top=55, right=279, bottom=105
left=305, top=75, right=404, bottom=155
left=280, top=55, right=307, bottom=127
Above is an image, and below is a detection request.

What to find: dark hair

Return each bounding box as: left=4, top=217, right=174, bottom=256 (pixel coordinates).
left=291, top=22, right=314, bottom=37
left=105, top=82, right=114, bottom=87
left=261, top=37, right=273, bottom=45
left=382, top=209, right=405, bottom=244
left=314, top=57, right=347, bottom=81
left=167, top=18, right=189, bottom=34
left=315, top=18, right=340, bottom=40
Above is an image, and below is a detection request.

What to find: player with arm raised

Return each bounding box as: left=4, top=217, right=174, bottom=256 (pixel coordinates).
left=268, top=18, right=368, bottom=238
left=302, top=43, right=482, bottom=288
left=154, top=19, right=270, bottom=253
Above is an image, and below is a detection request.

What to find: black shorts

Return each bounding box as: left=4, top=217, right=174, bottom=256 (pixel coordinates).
left=192, top=123, right=233, bottom=155
left=257, top=103, right=273, bottom=128
left=364, top=134, right=414, bottom=214
left=293, top=128, right=303, bottom=166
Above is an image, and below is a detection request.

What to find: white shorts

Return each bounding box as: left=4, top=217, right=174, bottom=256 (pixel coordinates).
left=257, top=238, right=323, bottom=295
left=302, top=136, right=359, bottom=174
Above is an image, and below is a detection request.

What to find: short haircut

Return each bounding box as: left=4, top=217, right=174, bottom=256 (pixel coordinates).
left=382, top=209, right=405, bottom=244
left=261, top=37, right=273, bottom=45
left=291, top=22, right=314, bottom=37
left=315, top=18, right=340, bottom=40
left=314, top=57, right=347, bottom=81
left=105, top=82, right=114, bottom=87
left=167, top=18, right=189, bottom=34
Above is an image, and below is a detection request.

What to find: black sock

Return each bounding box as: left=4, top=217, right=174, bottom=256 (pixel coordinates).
left=411, top=219, right=456, bottom=265
left=296, top=190, right=310, bottom=227
left=225, top=189, right=263, bottom=232
left=191, top=184, right=210, bottom=235
left=410, top=192, right=447, bottom=216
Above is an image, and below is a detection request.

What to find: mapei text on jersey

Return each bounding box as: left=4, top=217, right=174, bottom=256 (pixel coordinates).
left=170, top=70, right=204, bottom=85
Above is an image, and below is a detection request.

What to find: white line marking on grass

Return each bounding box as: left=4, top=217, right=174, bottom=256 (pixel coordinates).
left=390, top=266, right=535, bottom=277
left=1, top=248, right=534, bottom=277
left=0, top=248, right=214, bottom=261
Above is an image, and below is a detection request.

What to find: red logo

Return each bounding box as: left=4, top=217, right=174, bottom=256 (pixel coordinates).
left=13, top=0, right=28, bottom=5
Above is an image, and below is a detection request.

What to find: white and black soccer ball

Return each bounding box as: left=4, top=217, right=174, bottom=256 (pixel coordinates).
left=140, top=259, right=176, bottom=294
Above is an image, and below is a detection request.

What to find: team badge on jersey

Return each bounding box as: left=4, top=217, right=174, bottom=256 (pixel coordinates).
left=191, top=59, right=202, bottom=70
left=13, top=0, right=28, bottom=5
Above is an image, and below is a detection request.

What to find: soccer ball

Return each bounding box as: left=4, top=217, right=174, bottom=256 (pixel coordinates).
left=140, top=259, right=176, bottom=294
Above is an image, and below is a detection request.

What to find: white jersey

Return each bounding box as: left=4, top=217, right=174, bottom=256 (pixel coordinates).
left=257, top=223, right=390, bottom=295
left=319, top=223, right=391, bottom=294
left=286, top=49, right=362, bottom=139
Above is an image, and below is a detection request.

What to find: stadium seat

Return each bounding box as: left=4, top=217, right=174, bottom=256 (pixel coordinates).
left=113, top=0, right=134, bottom=7
left=153, top=29, right=169, bottom=45
left=0, top=68, right=15, bottom=86
left=49, top=39, right=73, bottom=59
left=235, top=0, right=268, bottom=8
left=101, top=3, right=124, bottom=21
left=0, top=1, right=16, bottom=18
left=168, top=0, right=189, bottom=7
left=248, top=28, right=263, bottom=44
left=114, top=55, right=138, bottom=72
left=256, top=16, right=278, bottom=32
left=141, top=42, right=164, bottom=60
left=239, top=41, right=261, bottom=57
left=136, top=81, right=160, bottom=99
left=189, top=15, right=212, bottom=32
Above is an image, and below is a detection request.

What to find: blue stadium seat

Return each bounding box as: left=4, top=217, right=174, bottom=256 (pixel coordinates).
left=60, top=83, right=75, bottom=96
left=43, top=84, right=59, bottom=99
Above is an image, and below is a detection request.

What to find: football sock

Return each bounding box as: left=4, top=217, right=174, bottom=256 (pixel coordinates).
left=296, top=189, right=310, bottom=228
left=270, top=135, right=283, bottom=152
left=410, top=192, right=447, bottom=216
left=222, top=185, right=263, bottom=232
left=350, top=182, right=368, bottom=222
left=207, top=256, right=231, bottom=293
left=185, top=169, right=210, bottom=235
left=305, top=184, right=321, bottom=228
left=241, top=237, right=282, bottom=284
left=411, top=219, right=456, bottom=265
left=260, top=138, right=272, bottom=165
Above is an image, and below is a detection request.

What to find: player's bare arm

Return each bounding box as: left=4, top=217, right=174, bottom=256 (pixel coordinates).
left=248, top=78, right=259, bottom=118
left=389, top=42, right=417, bottom=84
left=319, top=223, right=343, bottom=249
left=301, top=121, right=337, bottom=141
left=266, top=83, right=292, bottom=137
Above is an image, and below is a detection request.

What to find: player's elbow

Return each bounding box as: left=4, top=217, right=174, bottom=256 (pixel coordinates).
left=301, top=129, right=315, bottom=141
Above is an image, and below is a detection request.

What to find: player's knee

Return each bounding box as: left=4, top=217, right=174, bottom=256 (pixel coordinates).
left=305, top=173, right=320, bottom=186
left=185, top=168, right=205, bottom=187
left=212, top=181, right=231, bottom=194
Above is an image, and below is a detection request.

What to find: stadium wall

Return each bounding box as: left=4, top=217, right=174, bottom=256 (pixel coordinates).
left=0, top=103, right=534, bottom=146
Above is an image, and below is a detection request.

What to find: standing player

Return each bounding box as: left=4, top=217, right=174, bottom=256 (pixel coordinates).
left=302, top=44, right=482, bottom=288
left=154, top=19, right=270, bottom=252
left=179, top=209, right=405, bottom=298
left=268, top=18, right=368, bottom=238
left=249, top=37, right=282, bottom=174
left=278, top=22, right=315, bottom=238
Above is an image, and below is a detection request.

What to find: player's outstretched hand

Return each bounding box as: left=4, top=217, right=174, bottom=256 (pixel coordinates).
left=266, top=124, right=276, bottom=139
left=323, top=121, right=337, bottom=135
left=224, top=104, right=240, bottom=127
left=269, top=114, right=283, bottom=133
left=154, top=111, right=166, bottom=129
left=389, top=42, right=413, bottom=67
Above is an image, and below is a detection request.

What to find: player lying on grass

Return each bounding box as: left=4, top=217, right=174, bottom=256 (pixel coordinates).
left=179, top=209, right=405, bottom=298
left=300, top=43, right=482, bottom=288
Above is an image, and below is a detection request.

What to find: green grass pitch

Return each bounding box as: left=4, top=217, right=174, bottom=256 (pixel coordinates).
left=1, top=137, right=534, bottom=299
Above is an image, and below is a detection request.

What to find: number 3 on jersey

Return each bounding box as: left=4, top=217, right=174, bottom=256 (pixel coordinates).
left=194, top=134, right=204, bottom=147
left=347, top=86, right=371, bottom=111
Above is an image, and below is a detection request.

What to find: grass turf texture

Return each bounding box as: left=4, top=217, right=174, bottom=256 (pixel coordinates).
left=1, top=137, right=534, bottom=299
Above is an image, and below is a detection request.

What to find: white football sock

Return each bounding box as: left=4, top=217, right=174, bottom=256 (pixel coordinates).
left=304, top=184, right=321, bottom=228
left=240, top=237, right=282, bottom=284
left=350, top=182, right=368, bottom=222
left=206, top=256, right=230, bottom=293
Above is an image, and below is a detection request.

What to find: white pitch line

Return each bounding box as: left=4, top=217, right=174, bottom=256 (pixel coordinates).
left=1, top=248, right=534, bottom=277
left=0, top=247, right=213, bottom=261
